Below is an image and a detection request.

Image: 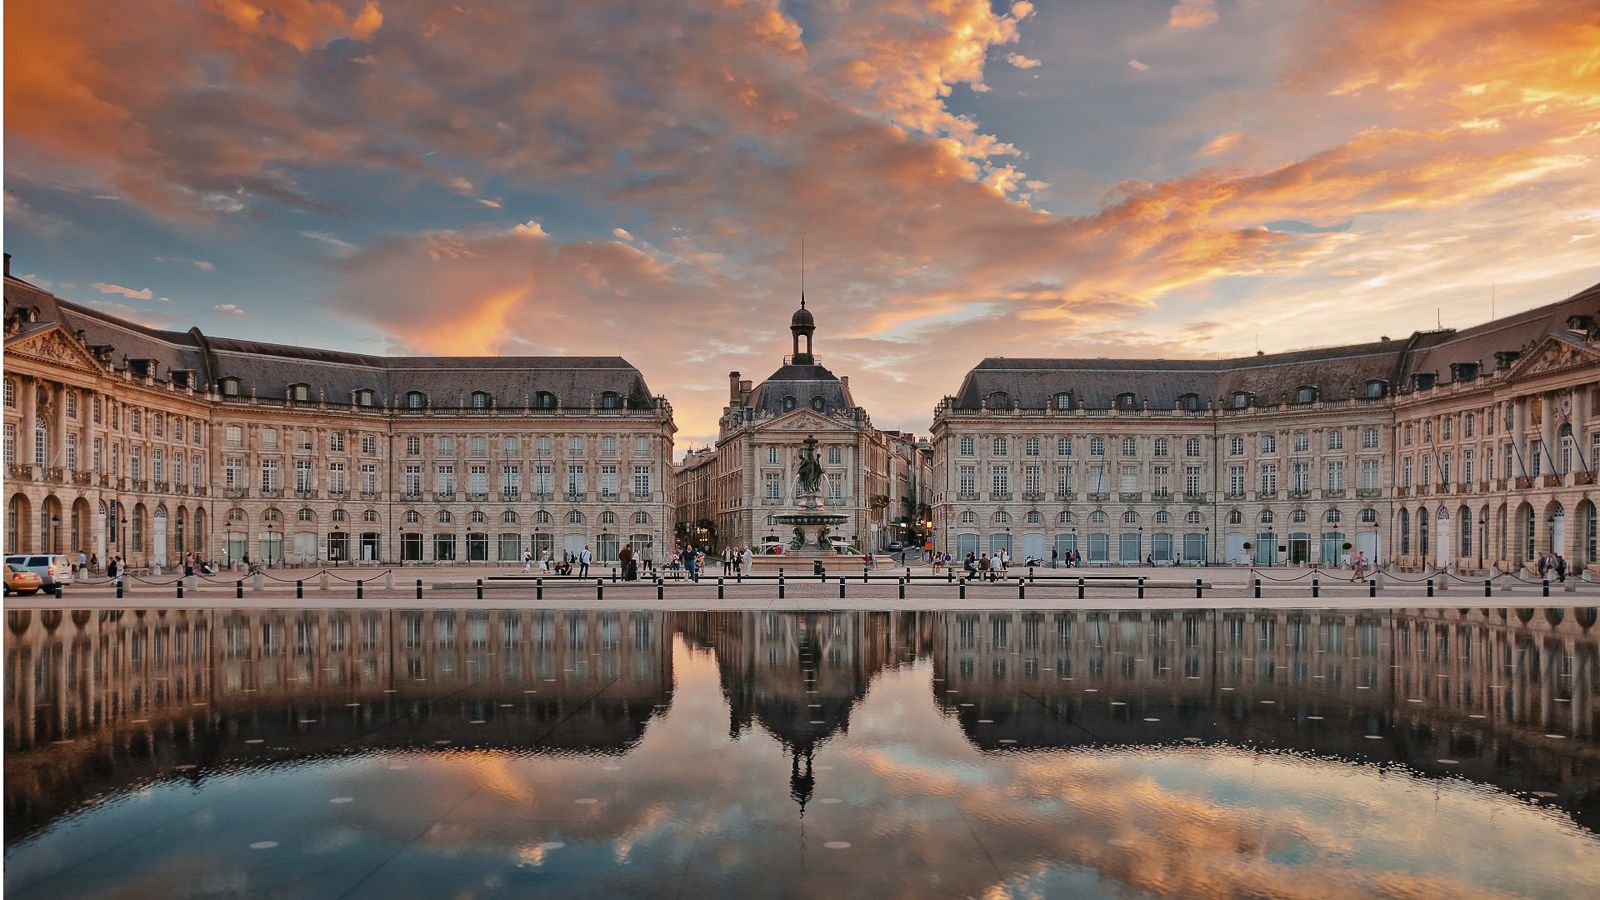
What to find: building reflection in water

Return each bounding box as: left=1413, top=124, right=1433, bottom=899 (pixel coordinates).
left=5, top=606, right=1598, bottom=845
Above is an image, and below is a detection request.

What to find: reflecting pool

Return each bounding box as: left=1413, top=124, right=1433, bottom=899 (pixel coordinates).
left=6, top=607, right=1600, bottom=898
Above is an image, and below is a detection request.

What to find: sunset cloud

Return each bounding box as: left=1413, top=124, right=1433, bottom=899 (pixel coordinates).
left=90, top=282, right=154, bottom=300
left=212, top=303, right=250, bottom=318
left=5, top=0, right=1599, bottom=447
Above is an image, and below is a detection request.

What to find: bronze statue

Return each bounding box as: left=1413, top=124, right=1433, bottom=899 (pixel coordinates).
left=797, top=435, right=823, bottom=495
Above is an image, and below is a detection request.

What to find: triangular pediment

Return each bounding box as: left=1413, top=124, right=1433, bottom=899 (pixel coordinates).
left=4, top=323, right=107, bottom=374
left=756, top=409, right=851, bottom=433
left=1505, top=333, right=1600, bottom=382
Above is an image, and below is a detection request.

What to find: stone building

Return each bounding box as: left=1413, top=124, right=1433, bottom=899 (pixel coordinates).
left=673, top=299, right=931, bottom=553
left=932, top=283, right=1600, bottom=575
left=4, top=259, right=676, bottom=569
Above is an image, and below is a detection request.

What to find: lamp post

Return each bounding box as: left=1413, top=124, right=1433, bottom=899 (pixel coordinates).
left=1478, top=511, right=1487, bottom=570
left=49, top=514, right=60, bottom=554
left=120, top=515, right=128, bottom=560
left=1138, top=525, right=1144, bottom=566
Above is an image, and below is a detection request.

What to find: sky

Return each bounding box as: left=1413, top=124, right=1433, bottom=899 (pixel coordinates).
left=5, top=0, right=1599, bottom=452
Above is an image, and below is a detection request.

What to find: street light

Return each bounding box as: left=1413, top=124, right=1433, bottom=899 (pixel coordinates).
left=49, top=514, right=60, bottom=554
left=120, top=515, right=129, bottom=560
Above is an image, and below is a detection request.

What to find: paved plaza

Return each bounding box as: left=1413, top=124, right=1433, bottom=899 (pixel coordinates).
left=9, top=564, right=1594, bottom=611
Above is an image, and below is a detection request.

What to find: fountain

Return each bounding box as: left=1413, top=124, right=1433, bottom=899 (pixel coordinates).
left=752, top=435, right=849, bottom=570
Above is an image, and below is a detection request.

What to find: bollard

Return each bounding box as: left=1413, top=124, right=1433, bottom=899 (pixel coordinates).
left=612, top=566, right=618, bottom=583
left=176, top=580, right=184, bottom=599
left=54, top=583, right=63, bottom=600
left=1018, top=580, right=1026, bottom=600
left=356, top=579, right=364, bottom=600
left=596, top=579, right=603, bottom=600
left=117, top=580, right=125, bottom=599
left=235, top=579, right=244, bottom=599
left=778, top=578, right=785, bottom=600
left=321, top=571, right=331, bottom=592
left=1195, top=578, right=1203, bottom=599
left=863, top=568, right=869, bottom=584
left=1138, top=577, right=1145, bottom=600
left=1077, top=577, right=1085, bottom=600
left=946, top=567, right=953, bottom=583
left=296, top=579, right=304, bottom=600
left=959, top=578, right=966, bottom=600
left=1312, top=578, right=1319, bottom=599
left=385, top=570, right=394, bottom=590
left=1484, top=579, right=1492, bottom=598
left=1029, top=566, right=1035, bottom=582
left=839, top=577, right=847, bottom=599
left=1426, top=578, right=1434, bottom=597
left=1254, top=578, right=1262, bottom=599
left=536, top=578, right=544, bottom=601
left=1542, top=578, right=1550, bottom=598
left=717, top=577, right=725, bottom=600
left=416, top=579, right=423, bottom=600
left=906, top=567, right=912, bottom=580
left=476, top=578, right=484, bottom=600
left=656, top=579, right=664, bottom=601
left=898, top=578, right=906, bottom=600
left=1368, top=578, right=1377, bottom=598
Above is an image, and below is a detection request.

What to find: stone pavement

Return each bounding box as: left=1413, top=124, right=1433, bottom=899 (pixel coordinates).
left=6, top=564, right=1594, bottom=611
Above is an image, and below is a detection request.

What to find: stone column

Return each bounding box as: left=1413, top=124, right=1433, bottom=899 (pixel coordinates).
left=19, top=374, right=37, bottom=469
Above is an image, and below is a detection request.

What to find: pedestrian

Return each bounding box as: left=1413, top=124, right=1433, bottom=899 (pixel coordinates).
left=1555, top=553, right=1568, bottom=582
left=579, top=546, right=592, bottom=578
left=1145, top=554, right=1154, bottom=567
left=522, top=548, right=533, bottom=574
left=620, top=542, right=636, bottom=581
left=1051, top=546, right=1059, bottom=569
left=964, top=552, right=977, bottom=577
left=682, top=545, right=700, bottom=583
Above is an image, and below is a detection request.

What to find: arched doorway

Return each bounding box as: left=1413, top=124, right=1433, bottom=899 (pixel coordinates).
left=1417, top=507, right=1430, bottom=564
left=1433, top=506, right=1451, bottom=569
left=193, top=507, right=207, bottom=562
left=1545, top=501, right=1566, bottom=558
left=152, top=504, right=169, bottom=566
left=132, top=503, right=148, bottom=563
left=1577, top=499, right=1597, bottom=572
left=6, top=493, right=31, bottom=553
left=174, top=506, right=187, bottom=557
left=41, top=494, right=63, bottom=554
left=1514, top=502, right=1535, bottom=567
left=71, top=497, right=91, bottom=557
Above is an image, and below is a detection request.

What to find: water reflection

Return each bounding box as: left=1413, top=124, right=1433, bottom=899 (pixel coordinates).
left=5, top=607, right=1599, bottom=897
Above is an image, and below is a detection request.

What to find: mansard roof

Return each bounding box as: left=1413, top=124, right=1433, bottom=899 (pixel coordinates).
left=745, top=362, right=857, bottom=415
left=3, top=273, right=662, bottom=409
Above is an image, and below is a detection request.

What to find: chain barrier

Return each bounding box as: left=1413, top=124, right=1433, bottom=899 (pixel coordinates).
left=1247, top=568, right=1320, bottom=583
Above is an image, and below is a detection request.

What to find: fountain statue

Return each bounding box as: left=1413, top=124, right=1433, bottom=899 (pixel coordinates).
left=771, top=434, right=849, bottom=555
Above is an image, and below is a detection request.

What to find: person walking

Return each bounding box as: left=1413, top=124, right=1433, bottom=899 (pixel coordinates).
left=1555, top=553, right=1568, bottom=582
left=1350, top=551, right=1367, bottom=582
left=682, top=545, right=700, bottom=583
left=579, top=546, right=592, bottom=578
left=620, top=542, right=636, bottom=581
left=522, top=548, right=534, bottom=574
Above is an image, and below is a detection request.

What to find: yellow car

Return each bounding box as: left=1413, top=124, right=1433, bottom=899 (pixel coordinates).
left=4, top=563, right=43, bottom=596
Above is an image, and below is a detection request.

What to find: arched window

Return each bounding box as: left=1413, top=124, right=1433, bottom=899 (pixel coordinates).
left=1228, top=509, right=1243, bottom=525
left=356, top=389, right=375, bottom=407
left=1231, top=392, right=1252, bottom=409
left=1026, top=510, right=1042, bottom=524
left=1054, top=392, right=1073, bottom=411
left=535, top=391, right=557, bottom=409
left=289, top=383, right=311, bottom=402
left=993, top=511, right=1011, bottom=524
left=1122, top=510, right=1139, bottom=525
left=405, top=510, right=421, bottom=524
left=1185, top=510, right=1203, bottom=525
left=1115, top=392, right=1137, bottom=410
left=783, top=396, right=797, bottom=412
left=1399, top=508, right=1411, bottom=554
left=599, top=510, right=618, bottom=525
left=1154, top=511, right=1170, bottom=525
left=437, top=510, right=453, bottom=524
left=567, top=510, right=585, bottom=525
left=227, top=507, right=246, bottom=523
left=1364, top=379, right=1387, bottom=399
left=536, top=511, right=552, bottom=524
left=218, top=377, right=241, bottom=397
left=469, top=510, right=486, bottom=524
left=988, top=391, right=1010, bottom=409
left=1291, top=508, right=1307, bottom=523
left=297, top=507, right=314, bottom=522
left=263, top=507, right=281, bottom=522
left=960, top=510, right=977, bottom=525
left=1057, top=511, right=1073, bottom=524
left=1326, top=509, right=1341, bottom=524
left=406, top=391, right=426, bottom=409
left=600, top=391, right=620, bottom=409
left=1177, top=393, right=1201, bottom=411
left=503, top=511, right=519, bottom=524
left=1359, top=507, right=1377, bottom=525
left=332, top=509, right=348, bottom=522
left=471, top=391, right=490, bottom=409
left=1295, top=386, right=1318, bottom=404
left=364, top=510, right=379, bottom=523
left=1259, top=510, right=1274, bottom=524
left=633, top=511, right=651, bottom=525
left=1089, top=510, right=1107, bottom=524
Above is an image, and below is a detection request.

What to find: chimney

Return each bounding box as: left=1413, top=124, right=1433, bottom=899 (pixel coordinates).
left=841, top=376, right=850, bottom=391
left=739, top=380, right=752, bottom=406
left=729, top=371, right=741, bottom=404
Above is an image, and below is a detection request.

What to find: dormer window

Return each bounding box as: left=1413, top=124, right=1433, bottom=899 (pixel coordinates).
left=1231, top=392, right=1252, bottom=409
left=1364, top=379, right=1387, bottom=398
left=811, top=396, right=825, bottom=411
left=600, top=391, right=620, bottom=409
left=289, top=383, right=311, bottom=402
left=1295, top=386, right=1318, bottom=404
left=535, top=391, right=557, bottom=409
left=1054, top=392, right=1073, bottom=411
left=170, top=369, right=196, bottom=389
left=783, top=395, right=797, bottom=412
left=471, top=390, right=490, bottom=409
left=218, top=377, right=241, bottom=397
left=405, top=391, right=426, bottom=409
left=1115, top=392, right=1137, bottom=410
left=355, top=389, right=375, bottom=407
left=128, top=358, right=158, bottom=378
left=1177, top=393, right=1201, bottom=411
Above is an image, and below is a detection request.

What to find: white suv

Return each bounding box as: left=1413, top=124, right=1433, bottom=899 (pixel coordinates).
left=4, top=554, right=75, bottom=590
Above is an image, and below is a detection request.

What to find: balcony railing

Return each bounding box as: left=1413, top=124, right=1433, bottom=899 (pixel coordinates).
left=760, top=497, right=786, bottom=505
left=1119, top=492, right=1141, bottom=503
left=193, top=486, right=208, bottom=497
left=501, top=490, right=521, bottom=502
left=1183, top=491, right=1205, bottom=503
left=1288, top=489, right=1311, bottom=500
left=153, top=481, right=169, bottom=493
left=530, top=492, right=553, bottom=502
left=825, top=497, right=848, bottom=506
left=295, top=489, right=316, bottom=500
left=565, top=492, right=586, bottom=503
left=632, top=491, right=653, bottom=503
left=990, top=492, right=1012, bottom=502
left=600, top=491, right=620, bottom=502
left=1152, top=490, right=1172, bottom=501
left=1542, top=474, right=1561, bottom=488
left=1022, top=491, right=1045, bottom=502
left=1054, top=491, right=1076, bottom=501
left=1322, top=488, right=1345, bottom=499
left=956, top=492, right=979, bottom=501
left=401, top=491, right=422, bottom=502
left=435, top=491, right=458, bottom=502
left=466, top=491, right=489, bottom=502
left=260, top=487, right=283, bottom=499
left=44, top=467, right=65, bottom=484
left=1224, top=491, right=1245, bottom=501
left=1356, top=488, right=1382, bottom=498
left=360, top=490, right=383, bottom=501
left=1087, top=492, right=1110, bottom=502
left=8, top=464, right=34, bottom=480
